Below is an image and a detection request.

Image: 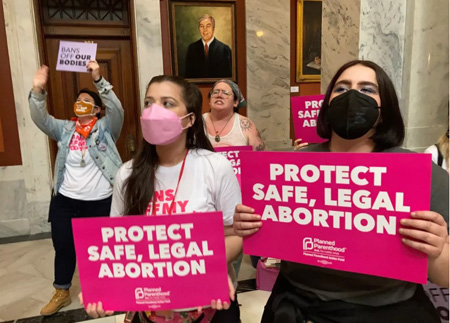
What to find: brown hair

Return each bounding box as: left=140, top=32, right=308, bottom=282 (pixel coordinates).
left=123, top=75, right=214, bottom=215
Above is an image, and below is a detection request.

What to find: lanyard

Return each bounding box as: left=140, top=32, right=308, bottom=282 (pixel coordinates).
left=150, top=149, right=189, bottom=216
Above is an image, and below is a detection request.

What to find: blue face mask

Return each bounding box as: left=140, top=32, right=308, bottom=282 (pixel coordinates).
left=326, top=89, right=380, bottom=140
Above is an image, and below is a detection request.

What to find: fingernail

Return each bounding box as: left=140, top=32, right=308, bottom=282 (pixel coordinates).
left=411, top=212, right=416, bottom=217
left=400, top=219, right=406, bottom=224
left=398, top=228, right=404, bottom=233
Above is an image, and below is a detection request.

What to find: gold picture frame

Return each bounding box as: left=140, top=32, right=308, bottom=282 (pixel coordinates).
left=296, top=0, right=322, bottom=83
left=170, top=1, right=237, bottom=83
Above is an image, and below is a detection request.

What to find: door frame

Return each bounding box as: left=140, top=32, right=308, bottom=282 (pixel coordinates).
left=33, top=0, right=141, bottom=169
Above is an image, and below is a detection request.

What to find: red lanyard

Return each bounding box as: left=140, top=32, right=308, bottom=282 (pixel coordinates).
left=151, top=149, right=189, bottom=216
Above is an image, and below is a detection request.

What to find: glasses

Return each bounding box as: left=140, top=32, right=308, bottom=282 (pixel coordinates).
left=210, top=89, right=233, bottom=97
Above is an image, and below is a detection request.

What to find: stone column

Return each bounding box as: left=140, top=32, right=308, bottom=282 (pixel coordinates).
left=401, top=0, right=449, bottom=151
left=321, top=0, right=360, bottom=93
left=246, top=0, right=291, bottom=150
left=134, top=0, right=164, bottom=109
left=359, top=0, right=449, bottom=151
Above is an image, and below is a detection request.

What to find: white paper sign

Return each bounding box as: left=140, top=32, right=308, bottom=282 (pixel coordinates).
left=56, top=41, right=97, bottom=73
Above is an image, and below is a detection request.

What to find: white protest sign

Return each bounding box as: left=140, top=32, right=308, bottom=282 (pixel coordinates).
left=56, top=41, right=97, bottom=73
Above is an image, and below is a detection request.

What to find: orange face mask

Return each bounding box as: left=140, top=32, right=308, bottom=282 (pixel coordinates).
left=74, top=100, right=97, bottom=117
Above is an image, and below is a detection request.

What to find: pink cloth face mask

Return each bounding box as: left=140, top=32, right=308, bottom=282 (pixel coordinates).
left=140, top=103, right=193, bottom=145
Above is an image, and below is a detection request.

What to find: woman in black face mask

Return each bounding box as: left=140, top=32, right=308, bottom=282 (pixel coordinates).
left=233, top=60, right=449, bottom=322
left=315, top=60, right=402, bottom=152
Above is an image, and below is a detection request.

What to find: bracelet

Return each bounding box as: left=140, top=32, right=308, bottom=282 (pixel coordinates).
left=94, top=76, right=103, bottom=83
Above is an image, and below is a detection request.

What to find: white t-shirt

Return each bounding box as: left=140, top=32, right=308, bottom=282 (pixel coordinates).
left=111, top=148, right=242, bottom=292
left=425, top=144, right=449, bottom=171
left=59, top=133, right=112, bottom=200
left=110, top=149, right=241, bottom=225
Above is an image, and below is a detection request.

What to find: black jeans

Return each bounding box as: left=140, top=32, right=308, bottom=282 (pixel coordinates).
left=49, top=193, right=112, bottom=289
left=261, top=273, right=440, bottom=323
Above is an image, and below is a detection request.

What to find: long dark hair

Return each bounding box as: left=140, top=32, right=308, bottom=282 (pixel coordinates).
left=124, top=75, right=214, bottom=215
left=316, top=60, right=405, bottom=151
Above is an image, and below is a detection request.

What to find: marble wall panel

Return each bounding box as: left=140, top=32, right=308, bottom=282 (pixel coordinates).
left=0, top=180, right=26, bottom=221
left=357, top=0, right=448, bottom=151
left=403, top=0, right=449, bottom=150
left=359, top=0, right=407, bottom=98
left=134, top=0, right=164, bottom=107
left=321, top=0, right=360, bottom=92
left=246, top=0, right=291, bottom=150
left=1, top=0, right=50, bottom=238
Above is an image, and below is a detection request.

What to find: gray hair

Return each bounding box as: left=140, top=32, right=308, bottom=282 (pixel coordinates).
left=198, top=14, right=215, bottom=28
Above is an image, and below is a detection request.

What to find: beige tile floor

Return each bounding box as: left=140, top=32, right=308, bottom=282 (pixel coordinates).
left=0, top=238, right=269, bottom=322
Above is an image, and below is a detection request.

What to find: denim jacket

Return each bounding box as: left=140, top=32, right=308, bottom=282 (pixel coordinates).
left=29, top=77, right=124, bottom=195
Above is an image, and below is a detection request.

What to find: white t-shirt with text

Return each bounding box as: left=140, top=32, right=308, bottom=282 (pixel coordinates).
left=110, top=149, right=241, bottom=225
left=59, top=132, right=112, bottom=200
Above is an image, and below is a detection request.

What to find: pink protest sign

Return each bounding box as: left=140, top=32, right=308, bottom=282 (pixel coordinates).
left=240, top=151, right=432, bottom=284
left=291, top=94, right=327, bottom=144
left=72, top=212, right=229, bottom=311
left=215, top=146, right=252, bottom=186
left=56, top=41, right=97, bottom=73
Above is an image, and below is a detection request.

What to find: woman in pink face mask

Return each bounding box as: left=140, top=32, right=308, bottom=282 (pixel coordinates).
left=82, top=75, right=242, bottom=323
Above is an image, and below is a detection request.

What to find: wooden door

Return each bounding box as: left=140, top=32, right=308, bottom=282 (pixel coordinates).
left=37, top=0, right=139, bottom=165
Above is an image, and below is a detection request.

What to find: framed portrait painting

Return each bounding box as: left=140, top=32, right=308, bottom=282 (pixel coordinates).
left=296, top=0, right=322, bottom=82
left=170, top=1, right=236, bottom=83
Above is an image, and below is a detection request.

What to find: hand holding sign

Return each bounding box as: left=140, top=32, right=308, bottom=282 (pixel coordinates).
left=73, top=213, right=230, bottom=312
left=400, top=210, right=449, bottom=287
left=80, top=278, right=235, bottom=319
left=233, top=204, right=262, bottom=237
left=400, top=211, right=448, bottom=258
left=211, top=275, right=235, bottom=310
left=87, top=60, right=101, bottom=82
left=239, top=151, right=435, bottom=284
left=79, top=293, right=114, bottom=319
left=293, top=138, right=309, bottom=151
left=32, top=65, right=49, bottom=93
left=291, top=95, right=327, bottom=144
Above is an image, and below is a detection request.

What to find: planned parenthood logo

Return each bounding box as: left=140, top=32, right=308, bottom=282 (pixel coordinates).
left=303, top=237, right=314, bottom=250
left=134, top=287, right=171, bottom=307
left=302, top=237, right=347, bottom=265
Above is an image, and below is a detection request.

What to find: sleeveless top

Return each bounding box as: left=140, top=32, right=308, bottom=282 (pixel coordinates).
left=203, top=112, right=248, bottom=147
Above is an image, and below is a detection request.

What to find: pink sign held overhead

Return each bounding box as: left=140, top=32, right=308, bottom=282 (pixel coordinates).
left=240, top=151, right=432, bottom=284
left=72, top=212, right=229, bottom=311
left=291, top=94, right=327, bottom=144
left=215, top=145, right=252, bottom=186
left=56, top=40, right=97, bottom=73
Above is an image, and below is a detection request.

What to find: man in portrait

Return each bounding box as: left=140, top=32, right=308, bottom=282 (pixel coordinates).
left=184, top=14, right=232, bottom=79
